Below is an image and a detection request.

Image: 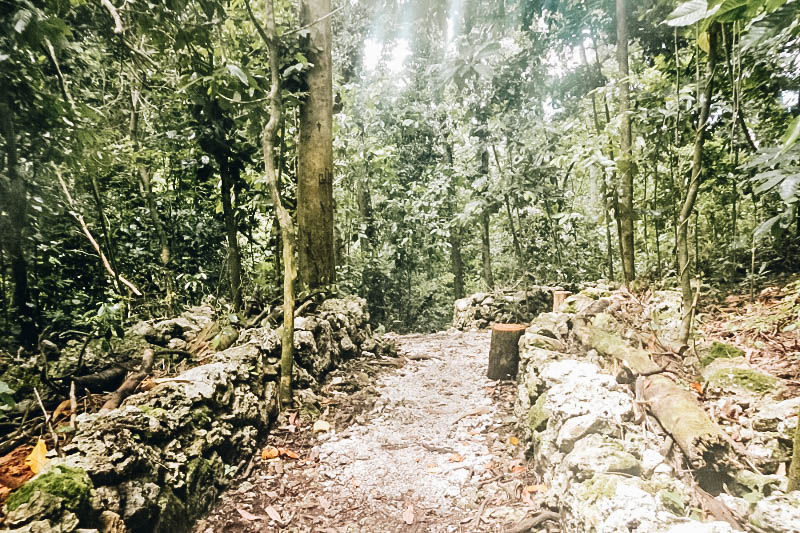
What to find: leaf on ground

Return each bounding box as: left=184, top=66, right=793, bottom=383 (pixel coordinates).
left=236, top=508, right=265, bottom=521
left=25, top=439, right=48, bottom=474
left=51, top=399, right=72, bottom=421
left=689, top=382, right=704, bottom=394
left=278, top=447, right=300, bottom=459
left=313, top=420, right=331, bottom=433
left=265, top=505, right=283, bottom=523
left=449, top=453, right=464, bottom=462
left=402, top=503, right=415, bottom=524
left=508, top=436, right=519, bottom=446
left=426, top=463, right=440, bottom=473
left=511, top=465, right=526, bottom=474
left=525, top=484, right=547, bottom=493
left=288, top=412, right=298, bottom=426
left=261, top=446, right=279, bottom=460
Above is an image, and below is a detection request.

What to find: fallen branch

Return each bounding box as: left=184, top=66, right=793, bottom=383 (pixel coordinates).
left=506, top=511, right=561, bottom=533
left=34, top=387, right=62, bottom=457
left=57, top=167, right=142, bottom=296
left=101, top=348, right=154, bottom=411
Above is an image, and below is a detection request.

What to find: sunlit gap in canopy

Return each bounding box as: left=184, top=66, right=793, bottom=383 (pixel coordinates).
left=362, top=0, right=415, bottom=80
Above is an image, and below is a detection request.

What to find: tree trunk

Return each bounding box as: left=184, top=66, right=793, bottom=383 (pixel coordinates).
left=130, top=88, right=173, bottom=306
left=220, top=157, right=243, bottom=311
left=297, top=0, right=335, bottom=292
left=0, top=98, right=35, bottom=346
left=481, top=210, right=494, bottom=290
left=488, top=324, right=526, bottom=380
left=616, top=0, right=636, bottom=285
left=450, top=227, right=465, bottom=300
left=251, top=0, right=296, bottom=407
left=678, top=26, right=717, bottom=345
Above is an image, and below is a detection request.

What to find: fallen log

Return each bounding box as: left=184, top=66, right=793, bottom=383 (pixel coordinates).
left=639, top=374, right=730, bottom=472
left=101, top=348, right=154, bottom=411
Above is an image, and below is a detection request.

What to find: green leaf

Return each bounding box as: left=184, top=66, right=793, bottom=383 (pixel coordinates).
left=226, top=64, right=249, bottom=86
left=665, top=0, right=710, bottom=26
left=754, top=214, right=781, bottom=239
left=13, top=9, right=33, bottom=33
left=697, top=31, right=710, bottom=53
left=712, top=0, right=753, bottom=21
left=779, top=115, right=800, bottom=153
left=0, top=381, right=14, bottom=396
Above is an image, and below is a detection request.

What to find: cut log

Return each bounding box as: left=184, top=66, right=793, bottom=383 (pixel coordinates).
left=553, top=290, right=571, bottom=312
left=639, top=374, right=731, bottom=472
left=488, top=324, right=526, bottom=380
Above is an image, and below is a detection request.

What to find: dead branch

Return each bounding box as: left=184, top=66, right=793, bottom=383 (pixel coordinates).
left=101, top=348, right=154, bottom=411
left=56, top=167, right=143, bottom=296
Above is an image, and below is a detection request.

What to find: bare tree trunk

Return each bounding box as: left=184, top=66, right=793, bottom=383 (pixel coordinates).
left=249, top=0, right=296, bottom=407
left=678, top=26, right=717, bottom=345
left=297, top=0, right=335, bottom=292
left=478, top=148, right=493, bottom=289
left=130, top=87, right=173, bottom=306
left=0, top=98, right=35, bottom=345
left=616, top=0, right=636, bottom=284
left=220, top=157, right=243, bottom=311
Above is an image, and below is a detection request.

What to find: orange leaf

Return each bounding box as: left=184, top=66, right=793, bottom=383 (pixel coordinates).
left=25, top=439, right=48, bottom=474
left=525, top=484, right=547, bottom=493
left=511, top=465, right=526, bottom=474
left=402, top=503, right=415, bottom=525
left=261, top=446, right=279, bottom=460
left=449, top=453, right=465, bottom=463
left=278, top=447, right=300, bottom=459
left=508, top=436, right=520, bottom=446
left=51, top=399, right=72, bottom=421
left=690, top=382, right=704, bottom=394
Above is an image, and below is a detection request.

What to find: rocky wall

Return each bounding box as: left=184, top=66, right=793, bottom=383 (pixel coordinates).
left=1, top=296, right=390, bottom=533
left=515, top=289, right=800, bottom=533
left=452, top=287, right=558, bottom=330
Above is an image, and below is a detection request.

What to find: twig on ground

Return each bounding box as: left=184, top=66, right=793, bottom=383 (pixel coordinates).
left=469, top=497, right=489, bottom=529
left=69, top=381, right=78, bottom=431
left=506, top=511, right=561, bottom=533
left=34, top=387, right=62, bottom=456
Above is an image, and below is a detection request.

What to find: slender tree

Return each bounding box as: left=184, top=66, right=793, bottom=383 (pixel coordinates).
left=297, top=0, right=336, bottom=292
left=678, top=25, right=718, bottom=344
left=616, top=0, right=635, bottom=284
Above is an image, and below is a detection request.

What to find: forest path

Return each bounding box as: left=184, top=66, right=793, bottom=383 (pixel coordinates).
left=194, top=330, right=539, bottom=533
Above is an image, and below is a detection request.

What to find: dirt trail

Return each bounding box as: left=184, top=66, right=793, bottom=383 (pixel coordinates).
left=194, top=330, right=542, bottom=533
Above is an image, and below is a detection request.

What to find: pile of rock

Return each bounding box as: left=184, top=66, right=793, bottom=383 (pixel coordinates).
left=452, top=287, right=559, bottom=330
left=515, top=288, right=800, bottom=533
left=1, top=297, right=391, bottom=533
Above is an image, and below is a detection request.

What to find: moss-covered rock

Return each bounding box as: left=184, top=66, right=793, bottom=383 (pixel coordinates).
left=5, top=466, right=92, bottom=516
left=699, top=342, right=745, bottom=367
left=527, top=393, right=549, bottom=432
left=702, top=358, right=782, bottom=396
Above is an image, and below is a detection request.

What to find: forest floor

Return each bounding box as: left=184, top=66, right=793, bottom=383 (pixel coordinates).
left=193, top=330, right=547, bottom=533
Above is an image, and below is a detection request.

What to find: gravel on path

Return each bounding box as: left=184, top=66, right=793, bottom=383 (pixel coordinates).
left=194, top=330, right=546, bottom=533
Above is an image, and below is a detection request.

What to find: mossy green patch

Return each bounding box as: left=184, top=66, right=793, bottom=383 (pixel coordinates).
left=700, top=342, right=745, bottom=367
left=580, top=287, right=612, bottom=300
left=658, top=489, right=686, bottom=514
left=527, top=394, right=549, bottom=432
left=581, top=474, right=619, bottom=503
left=191, top=405, right=213, bottom=427
left=5, top=466, right=92, bottom=514
left=704, top=367, right=780, bottom=395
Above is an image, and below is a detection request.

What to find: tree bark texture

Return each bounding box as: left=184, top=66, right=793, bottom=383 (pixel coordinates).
left=251, top=0, right=296, bottom=407
left=0, top=99, right=35, bottom=345
left=616, top=0, right=635, bottom=285
left=790, top=404, right=800, bottom=492
left=479, top=148, right=493, bottom=289
left=488, top=324, right=526, bottom=380
left=678, top=26, right=717, bottom=344
left=297, top=0, right=335, bottom=292
left=220, top=157, right=243, bottom=311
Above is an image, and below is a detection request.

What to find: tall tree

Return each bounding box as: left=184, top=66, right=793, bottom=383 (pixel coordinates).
left=616, top=0, right=635, bottom=284
left=678, top=25, right=718, bottom=344
left=0, top=97, right=34, bottom=345
left=297, top=0, right=336, bottom=291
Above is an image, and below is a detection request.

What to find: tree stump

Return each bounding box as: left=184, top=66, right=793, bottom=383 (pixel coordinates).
left=487, top=324, right=527, bottom=380
left=553, top=290, right=572, bottom=312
